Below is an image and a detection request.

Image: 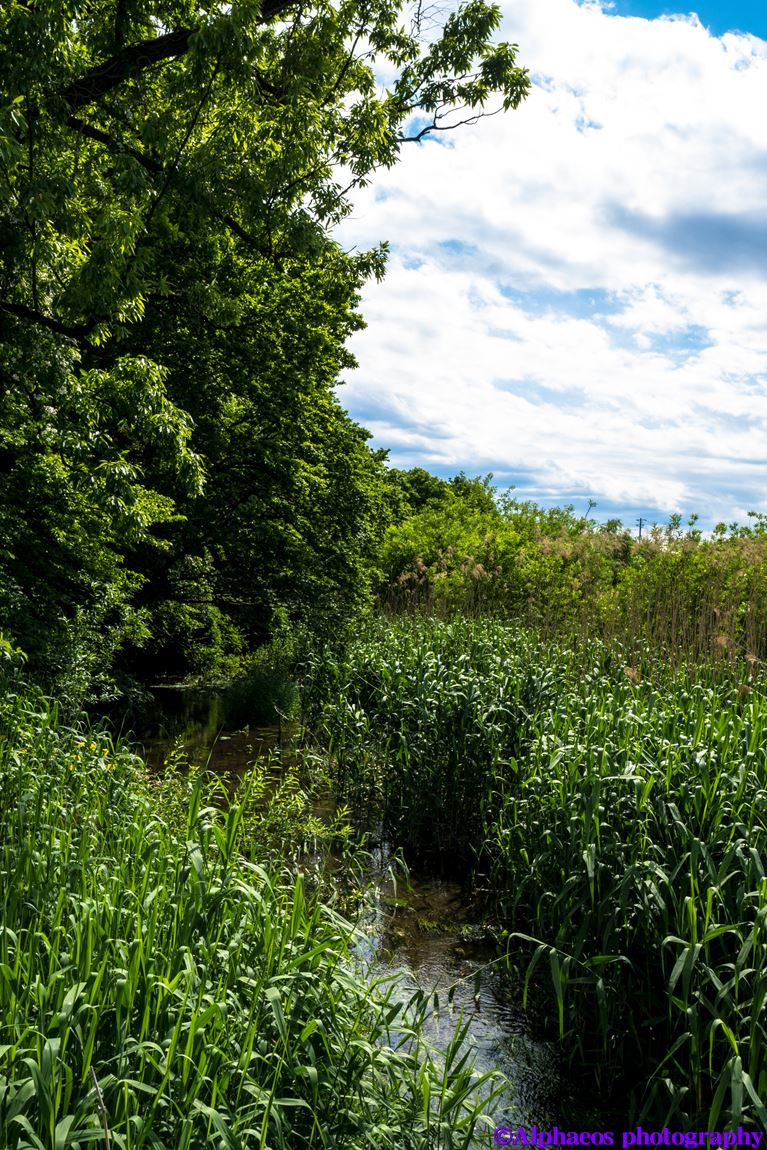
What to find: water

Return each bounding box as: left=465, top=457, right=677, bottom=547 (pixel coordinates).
left=130, top=685, right=288, bottom=771
left=354, top=866, right=568, bottom=1130
left=130, top=686, right=605, bottom=1137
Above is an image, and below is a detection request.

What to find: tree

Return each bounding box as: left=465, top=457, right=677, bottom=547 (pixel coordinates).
left=0, top=0, right=529, bottom=693
left=384, top=467, right=452, bottom=516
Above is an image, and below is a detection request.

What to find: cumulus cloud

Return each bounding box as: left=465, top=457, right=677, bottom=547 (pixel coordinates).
left=334, top=0, right=767, bottom=528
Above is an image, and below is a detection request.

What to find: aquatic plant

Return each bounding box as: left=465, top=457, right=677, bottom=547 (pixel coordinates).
left=0, top=681, right=497, bottom=1149
left=312, top=618, right=767, bottom=1126
left=308, top=619, right=564, bottom=863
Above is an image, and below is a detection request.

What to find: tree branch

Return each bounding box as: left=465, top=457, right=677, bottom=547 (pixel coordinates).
left=0, top=300, right=95, bottom=342
left=66, top=115, right=162, bottom=173
left=59, top=0, right=299, bottom=112
left=321, top=31, right=362, bottom=107
left=65, top=118, right=271, bottom=250
left=60, top=29, right=197, bottom=112
left=396, top=102, right=502, bottom=143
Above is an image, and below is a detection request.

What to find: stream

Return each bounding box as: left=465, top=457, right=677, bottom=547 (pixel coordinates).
left=127, top=685, right=609, bottom=1138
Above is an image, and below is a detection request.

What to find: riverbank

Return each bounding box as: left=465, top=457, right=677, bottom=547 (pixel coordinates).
left=7, top=613, right=767, bottom=1142
left=0, top=677, right=499, bottom=1149
left=309, top=617, right=767, bottom=1129
left=115, top=678, right=584, bottom=1134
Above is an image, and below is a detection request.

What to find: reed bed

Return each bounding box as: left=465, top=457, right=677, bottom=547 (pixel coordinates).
left=311, top=618, right=767, bottom=1128
left=0, top=679, right=497, bottom=1149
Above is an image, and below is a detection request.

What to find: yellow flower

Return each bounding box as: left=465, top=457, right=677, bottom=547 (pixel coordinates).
left=89, top=742, right=97, bottom=751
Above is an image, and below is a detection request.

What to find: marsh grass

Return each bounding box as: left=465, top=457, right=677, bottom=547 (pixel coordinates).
left=306, top=619, right=565, bottom=864
left=380, top=514, right=767, bottom=668
left=0, top=679, right=500, bottom=1149
left=313, top=618, right=767, bottom=1127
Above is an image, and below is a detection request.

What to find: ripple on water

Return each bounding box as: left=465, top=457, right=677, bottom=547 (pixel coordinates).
left=134, top=690, right=611, bottom=1141
left=353, top=873, right=567, bottom=1135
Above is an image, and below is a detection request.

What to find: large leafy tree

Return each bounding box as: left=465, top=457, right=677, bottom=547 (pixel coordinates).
left=0, top=0, right=529, bottom=692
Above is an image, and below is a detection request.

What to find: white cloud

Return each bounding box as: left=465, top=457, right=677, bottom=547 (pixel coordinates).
left=334, top=0, right=767, bottom=526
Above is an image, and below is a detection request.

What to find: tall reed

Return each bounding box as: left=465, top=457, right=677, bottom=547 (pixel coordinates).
left=312, top=618, right=767, bottom=1127
left=0, top=678, right=498, bottom=1149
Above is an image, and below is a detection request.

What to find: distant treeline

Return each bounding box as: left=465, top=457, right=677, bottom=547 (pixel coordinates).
left=379, top=470, right=767, bottom=665
left=5, top=423, right=767, bottom=701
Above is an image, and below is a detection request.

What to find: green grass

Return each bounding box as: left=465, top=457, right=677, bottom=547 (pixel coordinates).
left=310, top=617, right=767, bottom=1128
left=0, top=677, right=499, bottom=1149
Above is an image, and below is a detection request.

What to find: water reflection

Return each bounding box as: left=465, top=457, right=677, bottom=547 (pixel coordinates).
left=354, top=868, right=567, bottom=1131
left=134, top=686, right=289, bottom=775
left=135, top=686, right=605, bottom=1140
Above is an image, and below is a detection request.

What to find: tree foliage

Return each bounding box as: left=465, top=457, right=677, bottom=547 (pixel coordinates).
left=0, top=0, right=529, bottom=693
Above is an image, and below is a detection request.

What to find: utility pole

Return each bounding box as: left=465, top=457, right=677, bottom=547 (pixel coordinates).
left=636, top=517, right=646, bottom=540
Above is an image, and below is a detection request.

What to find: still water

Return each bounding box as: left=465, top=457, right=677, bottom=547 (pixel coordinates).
left=130, top=686, right=605, bottom=1137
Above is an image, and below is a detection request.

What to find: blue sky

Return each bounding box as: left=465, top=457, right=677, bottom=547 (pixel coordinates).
left=609, top=1, right=767, bottom=40
left=336, top=0, right=767, bottom=531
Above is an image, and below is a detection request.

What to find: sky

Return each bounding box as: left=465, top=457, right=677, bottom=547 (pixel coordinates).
left=334, top=0, right=767, bottom=531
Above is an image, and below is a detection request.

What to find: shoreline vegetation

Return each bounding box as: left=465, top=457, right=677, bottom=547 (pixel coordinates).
left=309, top=618, right=767, bottom=1127
left=0, top=661, right=501, bottom=1149
left=5, top=583, right=767, bottom=1138
left=8, top=482, right=767, bottom=1141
